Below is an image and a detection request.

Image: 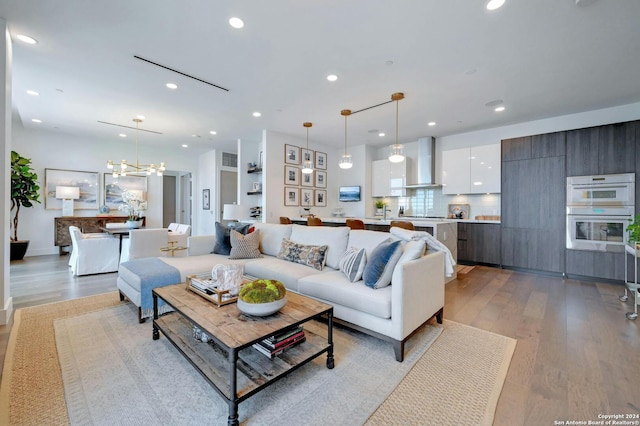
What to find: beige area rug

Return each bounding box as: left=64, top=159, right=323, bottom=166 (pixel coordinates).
left=1, top=293, right=516, bottom=426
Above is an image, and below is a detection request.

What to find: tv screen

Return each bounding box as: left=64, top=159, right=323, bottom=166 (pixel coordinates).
left=339, top=185, right=361, bottom=202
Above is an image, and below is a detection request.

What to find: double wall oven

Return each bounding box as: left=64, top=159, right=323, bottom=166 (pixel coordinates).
left=566, top=173, right=635, bottom=252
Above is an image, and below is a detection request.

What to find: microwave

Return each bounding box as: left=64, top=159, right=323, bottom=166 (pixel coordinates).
left=566, top=173, right=635, bottom=207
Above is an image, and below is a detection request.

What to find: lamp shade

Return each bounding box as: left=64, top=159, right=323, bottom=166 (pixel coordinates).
left=223, top=203, right=244, bottom=221
left=55, top=186, right=80, bottom=199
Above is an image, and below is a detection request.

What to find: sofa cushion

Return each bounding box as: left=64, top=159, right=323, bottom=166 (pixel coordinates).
left=398, top=240, right=426, bottom=264
left=338, top=247, right=367, bottom=282
left=244, top=257, right=329, bottom=292
left=253, top=223, right=293, bottom=256
left=289, top=224, right=350, bottom=269
left=346, top=229, right=399, bottom=260
left=229, top=229, right=263, bottom=259
left=363, top=239, right=403, bottom=289
left=277, top=238, right=328, bottom=271
left=298, top=271, right=392, bottom=319
left=213, top=222, right=250, bottom=255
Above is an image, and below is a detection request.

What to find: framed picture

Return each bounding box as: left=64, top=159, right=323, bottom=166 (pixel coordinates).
left=300, top=188, right=314, bottom=208
left=284, top=165, right=299, bottom=186
left=301, top=148, right=314, bottom=165
left=301, top=171, right=313, bottom=187
left=284, top=144, right=300, bottom=165
left=44, top=168, right=99, bottom=210
left=448, top=203, right=470, bottom=219
left=314, top=151, right=327, bottom=170
left=284, top=187, right=299, bottom=206
left=203, top=189, right=210, bottom=210
left=315, top=170, right=327, bottom=188
left=104, top=174, right=147, bottom=210
left=315, top=189, right=327, bottom=207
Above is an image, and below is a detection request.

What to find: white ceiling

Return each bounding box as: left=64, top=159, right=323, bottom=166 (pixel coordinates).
left=2, top=0, right=640, bottom=156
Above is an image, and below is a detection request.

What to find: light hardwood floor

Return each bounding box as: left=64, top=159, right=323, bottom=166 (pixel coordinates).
left=1, top=256, right=639, bottom=424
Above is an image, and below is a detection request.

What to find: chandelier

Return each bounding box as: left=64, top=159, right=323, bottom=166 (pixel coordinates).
left=301, top=122, right=314, bottom=174
left=107, top=118, right=166, bottom=177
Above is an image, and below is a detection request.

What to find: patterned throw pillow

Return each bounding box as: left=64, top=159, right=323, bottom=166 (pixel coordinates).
left=363, top=239, right=403, bottom=289
left=212, top=222, right=250, bottom=255
left=229, top=229, right=263, bottom=259
left=339, top=247, right=367, bottom=282
left=277, top=238, right=328, bottom=271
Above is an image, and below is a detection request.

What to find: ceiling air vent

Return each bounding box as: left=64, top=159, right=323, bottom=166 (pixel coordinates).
left=222, top=152, right=237, bottom=168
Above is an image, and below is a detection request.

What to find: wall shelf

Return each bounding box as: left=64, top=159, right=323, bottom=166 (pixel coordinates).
left=247, top=168, right=262, bottom=174
left=247, top=191, right=262, bottom=195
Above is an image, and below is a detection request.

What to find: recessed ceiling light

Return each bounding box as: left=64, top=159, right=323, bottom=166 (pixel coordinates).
left=181, top=144, right=188, bottom=148
left=252, top=112, right=261, bottom=117
left=16, top=34, right=37, bottom=44
left=119, top=133, right=127, bottom=138
left=26, top=90, right=39, bottom=96
left=326, top=74, right=338, bottom=82
left=486, top=0, right=506, bottom=10
left=209, top=130, right=217, bottom=135
left=166, top=83, right=178, bottom=89
left=136, top=115, right=145, bottom=120
left=378, top=132, right=385, bottom=137
left=495, top=106, right=506, bottom=112
left=428, top=122, right=436, bottom=126
left=473, top=181, right=483, bottom=186
left=229, top=17, right=244, bottom=29
left=31, top=118, right=41, bottom=123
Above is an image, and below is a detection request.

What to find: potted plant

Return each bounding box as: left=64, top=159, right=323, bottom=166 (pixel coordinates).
left=118, top=190, right=147, bottom=228
left=626, top=213, right=640, bottom=253
left=375, top=199, right=385, bottom=216
left=10, top=151, right=41, bottom=260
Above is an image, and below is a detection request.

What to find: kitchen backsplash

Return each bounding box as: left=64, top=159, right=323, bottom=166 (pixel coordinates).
left=378, top=188, right=501, bottom=219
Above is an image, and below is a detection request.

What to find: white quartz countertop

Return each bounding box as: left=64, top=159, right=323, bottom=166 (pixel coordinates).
left=292, top=217, right=501, bottom=225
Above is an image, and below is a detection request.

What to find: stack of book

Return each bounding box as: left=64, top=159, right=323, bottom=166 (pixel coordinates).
left=252, top=326, right=306, bottom=358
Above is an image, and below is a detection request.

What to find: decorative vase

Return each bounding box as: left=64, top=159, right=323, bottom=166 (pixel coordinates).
left=10, top=240, right=30, bottom=261
left=127, top=220, right=142, bottom=229
left=237, top=297, right=287, bottom=317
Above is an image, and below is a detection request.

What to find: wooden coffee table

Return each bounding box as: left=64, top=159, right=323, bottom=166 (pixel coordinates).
left=152, top=284, right=334, bottom=426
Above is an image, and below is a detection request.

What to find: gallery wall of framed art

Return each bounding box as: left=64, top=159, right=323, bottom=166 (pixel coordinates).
left=281, top=144, right=329, bottom=206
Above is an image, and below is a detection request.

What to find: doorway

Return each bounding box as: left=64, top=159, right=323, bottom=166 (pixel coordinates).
left=162, top=171, right=192, bottom=227
left=219, top=170, right=238, bottom=224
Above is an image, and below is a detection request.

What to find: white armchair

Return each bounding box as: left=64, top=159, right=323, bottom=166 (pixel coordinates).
left=120, top=228, right=170, bottom=263
left=68, top=226, right=120, bottom=276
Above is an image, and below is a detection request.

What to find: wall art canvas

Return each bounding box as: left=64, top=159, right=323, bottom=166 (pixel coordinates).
left=284, top=187, right=299, bottom=206
left=203, top=189, right=210, bottom=210
left=300, top=188, right=314, bottom=208
left=284, top=165, right=299, bottom=186
left=104, top=174, right=147, bottom=210
left=284, top=144, right=300, bottom=165
left=44, top=168, right=99, bottom=210
left=447, top=203, right=470, bottom=219
left=314, top=151, right=327, bottom=170
left=301, top=171, right=313, bottom=187
left=315, top=170, right=327, bottom=188
left=315, top=189, right=327, bottom=207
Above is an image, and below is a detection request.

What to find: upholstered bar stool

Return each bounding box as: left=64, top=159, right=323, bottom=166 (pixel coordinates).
left=307, top=217, right=323, bottom=226
left=390, top=220, right=415, bottom=230
left=346, top=219, right=366, bottom=230
left=279, top=217, right=292, bottom=224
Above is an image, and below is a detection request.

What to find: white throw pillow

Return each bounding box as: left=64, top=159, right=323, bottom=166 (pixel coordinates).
left=289, top=224, right=350, bottom=269
left=338, top=247, right=367, bottom=282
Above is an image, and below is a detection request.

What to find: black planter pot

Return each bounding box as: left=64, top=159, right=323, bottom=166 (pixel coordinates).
left=10, top=240, right=30, bottom=261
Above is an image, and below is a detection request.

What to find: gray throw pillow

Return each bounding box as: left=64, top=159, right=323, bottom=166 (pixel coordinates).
left=212, top=222, right=250, bottom=255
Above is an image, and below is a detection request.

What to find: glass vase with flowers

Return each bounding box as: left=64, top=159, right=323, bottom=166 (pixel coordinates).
left=118, top=190, right=147, bottom=228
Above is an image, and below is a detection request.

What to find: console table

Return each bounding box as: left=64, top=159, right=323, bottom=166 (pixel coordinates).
left=54, top=216, right=146, bottom=254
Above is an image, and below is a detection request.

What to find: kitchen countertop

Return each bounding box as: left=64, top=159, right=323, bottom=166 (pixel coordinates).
left=295, top=217, right=500, bottom=225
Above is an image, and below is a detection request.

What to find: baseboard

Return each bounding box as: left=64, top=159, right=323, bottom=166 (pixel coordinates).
left=1, top=296, right=13, bottom=325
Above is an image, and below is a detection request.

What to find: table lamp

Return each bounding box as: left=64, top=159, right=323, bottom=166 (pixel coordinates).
left=56, top=186, right=80, bottom=217
left=223, top=203, right=244, bottom=228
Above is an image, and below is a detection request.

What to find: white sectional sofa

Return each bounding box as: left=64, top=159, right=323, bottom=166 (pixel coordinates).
left=117, top=223, right=445, bottom=362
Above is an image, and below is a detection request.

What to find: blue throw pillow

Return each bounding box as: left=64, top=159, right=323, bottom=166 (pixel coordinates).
left=363, top=239, right=403, bottom=289
left=213, top=222, right=250, bottom=255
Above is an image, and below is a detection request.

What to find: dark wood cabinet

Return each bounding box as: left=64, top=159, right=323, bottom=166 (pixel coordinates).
left=566, top=250, right=626, bottom=281
left=566, top=121, right=637, bottom=176
left=54, top=216, right=146, bottom=251
left=501, top=133, right=566, bottom=273
left=457, top=222, right=500, bottom=265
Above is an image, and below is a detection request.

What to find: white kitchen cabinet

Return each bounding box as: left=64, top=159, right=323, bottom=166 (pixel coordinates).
left=371, top=159, right=406, bottom=197
left=442, top=144, right=500, bottom=194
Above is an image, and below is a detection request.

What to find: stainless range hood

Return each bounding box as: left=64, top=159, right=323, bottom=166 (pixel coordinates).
left=404, top=137, right=441, bottom=188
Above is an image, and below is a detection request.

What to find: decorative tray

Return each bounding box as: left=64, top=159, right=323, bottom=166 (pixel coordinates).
left=186, top=272, right=257, bottom=307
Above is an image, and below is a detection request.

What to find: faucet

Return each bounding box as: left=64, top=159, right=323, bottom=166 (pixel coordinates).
left=383, top=208, right=392, bottom=220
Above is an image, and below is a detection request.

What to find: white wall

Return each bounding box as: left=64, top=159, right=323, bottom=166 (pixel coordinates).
left=196, top=149, right=216, bottom=236
left=1, top=21, right=13, bottom=324
left=12, top=124, right=199, bottom=256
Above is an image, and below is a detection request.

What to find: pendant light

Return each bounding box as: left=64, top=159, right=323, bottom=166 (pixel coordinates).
left=388, top=92, right=405, bottom=163
left=339, top=109, right=353, bottom=169
left=107, top=118, right=166, bottom=176
left=301, top=122, right=314, bottom=174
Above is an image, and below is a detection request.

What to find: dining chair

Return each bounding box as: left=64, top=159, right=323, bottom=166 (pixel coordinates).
left=68, top=226, right=120, bottom=276
left=390, top=220, right=415, bottom=231
left=307, top=217, right=323, bottom=226
left=279, top=217, right=292, bottom=224
left=345, top=219, right=366, bottom=230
